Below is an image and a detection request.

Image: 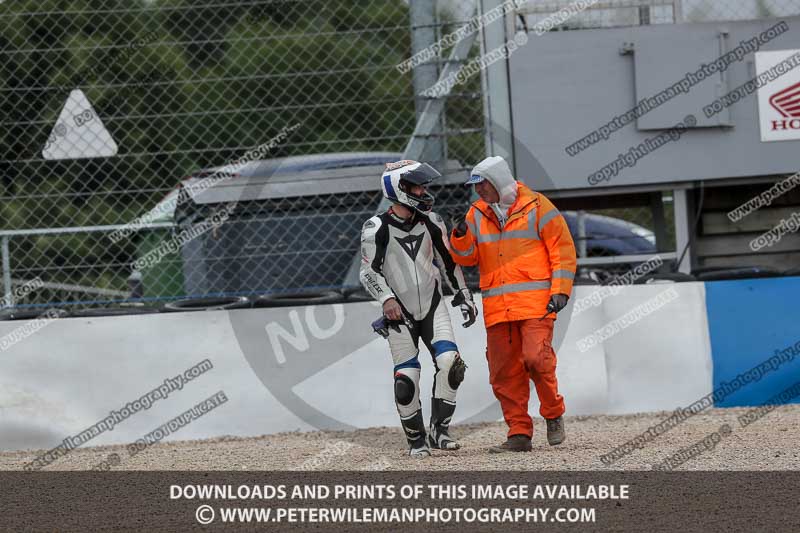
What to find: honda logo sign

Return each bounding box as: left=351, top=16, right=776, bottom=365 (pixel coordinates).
left=757, top=50, right=800, bottom=142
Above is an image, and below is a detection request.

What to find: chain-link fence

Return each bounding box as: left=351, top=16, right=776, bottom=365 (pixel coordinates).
left=2, top=0, right=798, bottom=311
left=682, top=0, right=800, bottom=22
left=518, top=0, right=800, bottom=28
left=1, top=0, right=486, bottom=310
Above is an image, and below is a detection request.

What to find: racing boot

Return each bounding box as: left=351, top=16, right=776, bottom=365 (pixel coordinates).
left=428, top=398, right=460, bottom=450
left=408, top=441, right=432, bottom=458
left=400, top=410, right=430, bottom=457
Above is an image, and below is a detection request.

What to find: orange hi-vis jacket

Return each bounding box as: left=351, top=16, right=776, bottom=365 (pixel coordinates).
left=449, top=182, right=577, bottom=328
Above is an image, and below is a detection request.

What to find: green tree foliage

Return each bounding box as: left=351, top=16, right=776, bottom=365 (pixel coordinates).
left=1, top=0, right=421, bottom=227
left=3, top=0, right=484, bottom=299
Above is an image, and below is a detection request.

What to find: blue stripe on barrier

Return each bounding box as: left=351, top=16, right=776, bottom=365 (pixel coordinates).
left=705, top=277, right=800, bottom=407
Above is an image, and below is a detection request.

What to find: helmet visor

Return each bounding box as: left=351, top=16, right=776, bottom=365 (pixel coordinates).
left=400, top=163, right=441, bottom=185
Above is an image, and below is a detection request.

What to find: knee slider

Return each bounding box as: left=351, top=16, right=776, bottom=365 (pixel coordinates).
left=447, top=353, right=467, bottom=389
left=394, top=373, right=416, bottom=406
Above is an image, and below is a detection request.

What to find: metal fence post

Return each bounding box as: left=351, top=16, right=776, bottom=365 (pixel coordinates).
left=651, top=192, right=668, bottom=252
left=410, top=0, right=445, bottom=169
left=673, top=188, right=693, bottom=274
left=639, top=5, right=651, bottom=25
left=576, top=210, right=588, bottom=259
left=2, top=235, right=12, bottom=308
left=480, top=0, right=515, bottom=166
left=673, top=0, right=684, bottom=23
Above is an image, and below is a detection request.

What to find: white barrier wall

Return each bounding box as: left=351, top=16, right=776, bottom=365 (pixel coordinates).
left=0, top=283, right=713, bottom=452
left=601, top=283, right=713, bottom=414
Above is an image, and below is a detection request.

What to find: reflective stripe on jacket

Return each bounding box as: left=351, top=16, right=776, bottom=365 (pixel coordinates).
left=449, top=182, right=577, bottom=328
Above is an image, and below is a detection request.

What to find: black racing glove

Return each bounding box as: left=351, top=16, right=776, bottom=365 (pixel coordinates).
left=371, top=316, right=403, bottom=339
left=451, top=289, right=478, bottom=328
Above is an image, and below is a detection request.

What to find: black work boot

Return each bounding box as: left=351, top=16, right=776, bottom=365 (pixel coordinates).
left=488, top=434, right=532, bottom=453
left=546, top=416, right=565, bottom=446
left=428, top=398, right=460, bottom=450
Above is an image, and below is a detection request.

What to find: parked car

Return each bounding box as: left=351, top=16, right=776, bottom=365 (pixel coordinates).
left=563, top=211, right=656, bottom=257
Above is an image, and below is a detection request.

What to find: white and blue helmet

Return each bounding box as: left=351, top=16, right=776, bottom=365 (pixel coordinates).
left=381, top=160, right=441, bottom=213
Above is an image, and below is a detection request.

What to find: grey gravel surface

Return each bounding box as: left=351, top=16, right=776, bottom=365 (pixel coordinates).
left=2, top=405, right=798, bottom=471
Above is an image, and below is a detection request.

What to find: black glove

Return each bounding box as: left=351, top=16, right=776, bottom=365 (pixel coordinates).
left=546, top=293, right=569, bottom=314
left=451, top=213, right=468, bottom=237
left=371, top=316, right=403, bottom=339
left=451, top=289, right=478, bottom=328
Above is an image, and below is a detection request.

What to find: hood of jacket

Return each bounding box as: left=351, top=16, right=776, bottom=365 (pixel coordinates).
left=471, top=156, right=518, bottom=212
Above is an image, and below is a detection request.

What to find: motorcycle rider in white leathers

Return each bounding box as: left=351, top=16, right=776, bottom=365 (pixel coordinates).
left=360, top=160, right=478, bottom=457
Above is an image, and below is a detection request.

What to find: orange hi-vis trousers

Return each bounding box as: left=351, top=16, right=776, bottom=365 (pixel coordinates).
left=486, top=317, right=565, bottom=438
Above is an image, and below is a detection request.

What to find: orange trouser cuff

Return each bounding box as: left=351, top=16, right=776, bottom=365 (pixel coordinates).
left=486, top=318, right=565, bottom=438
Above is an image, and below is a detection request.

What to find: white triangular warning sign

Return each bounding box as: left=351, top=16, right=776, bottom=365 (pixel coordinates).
left=42, top=89, right=118, bottom=160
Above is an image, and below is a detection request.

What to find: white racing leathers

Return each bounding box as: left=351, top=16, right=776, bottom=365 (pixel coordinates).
left=360, top=210, right=470, bottom=449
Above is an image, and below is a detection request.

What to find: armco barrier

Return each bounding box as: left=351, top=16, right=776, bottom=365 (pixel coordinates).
left=2, top=280, right=796, bottom=453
